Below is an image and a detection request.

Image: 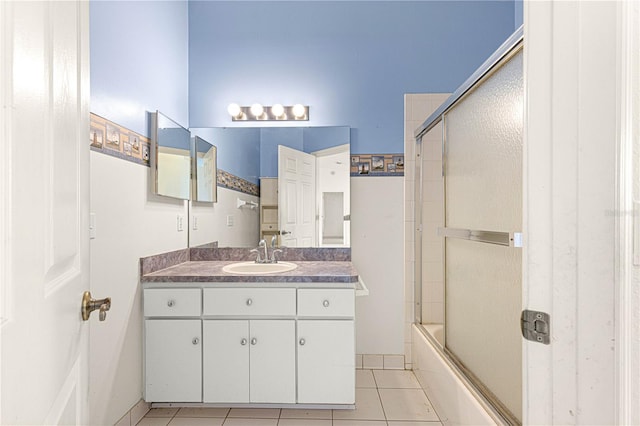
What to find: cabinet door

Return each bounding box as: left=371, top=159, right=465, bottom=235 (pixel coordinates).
left=203, top=320, right=250, bottom=403
left=297, top=320, right=355, bottom=404
left=145, top=319, right=202, bottom=402
left=250, top=320, right=296, bottom=403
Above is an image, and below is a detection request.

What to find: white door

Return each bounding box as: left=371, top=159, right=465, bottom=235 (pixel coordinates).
left=524, top=1, right=624, bottom=424
left=278, top=145, right=316, bottom=247
left=249, top=320, right=295, bottom=403
left=1, top=1, right=91, bottom=424
left=297, top=320, right=355, bottom=404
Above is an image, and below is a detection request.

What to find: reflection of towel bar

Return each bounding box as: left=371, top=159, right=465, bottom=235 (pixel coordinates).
left=438, top=227, right=522, bottom=248
left=237, top=198, right=258, bottom=209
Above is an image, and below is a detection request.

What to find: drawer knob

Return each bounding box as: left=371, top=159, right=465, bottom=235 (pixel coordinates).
left=240, top=338, right=247, bottom=346
left=323, top=300, right=330, bottom=308
left=299, top=338, right=306, bottom=346
left=192, top=337, right=199, bottom=345
left=251, top=337, right=257, bottom=345
left=246, top=298, right=253, bottom=306
left=167, top=300, right=175, bottom=307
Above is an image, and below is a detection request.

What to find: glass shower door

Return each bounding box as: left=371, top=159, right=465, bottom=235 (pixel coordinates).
left=443, top=49, right=523, bottom=422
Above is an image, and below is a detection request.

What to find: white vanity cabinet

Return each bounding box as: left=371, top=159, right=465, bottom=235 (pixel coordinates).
left=143, top=283, right=355, bottom=408
left=203, top=320, right=295, bottom=403
left=297, top=289, right=355, bottom=404
left=202, top=288, right=296, bottom=404
left=144, top=289, right=202, bottom=402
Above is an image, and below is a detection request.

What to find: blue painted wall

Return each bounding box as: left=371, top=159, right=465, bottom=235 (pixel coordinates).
left=515, top=0, right=523, bottom=29
left=188, top=1, right=516, bottom=154
left=259, top=126, right=350, bottom=177
left=91, top=0, right=189, bottom=137
left=191, top=127, right=262, bottom=184
left=190, top=126, right=352, bottom=182
left=259, top=128, right=304, bottom=178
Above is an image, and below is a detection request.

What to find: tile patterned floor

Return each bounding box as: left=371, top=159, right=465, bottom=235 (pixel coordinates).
left=138, top=370, right=442, bottom=426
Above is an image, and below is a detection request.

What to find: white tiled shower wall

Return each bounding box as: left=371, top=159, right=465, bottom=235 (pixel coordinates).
left=403, top=93, right=449, bottom=368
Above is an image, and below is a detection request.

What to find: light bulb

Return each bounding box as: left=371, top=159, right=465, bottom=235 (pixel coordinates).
left=250, top=103, right=264, bottom=117
left=292, top=104, right=306, bottom=119
left=227, top=103, right=242, bottom=118
left=271, top=104, right=285, bottom=118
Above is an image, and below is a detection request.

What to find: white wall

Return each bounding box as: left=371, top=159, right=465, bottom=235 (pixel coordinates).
left=89, top=152, right=188, bottom=425
left=351, top=176, right=404, bottom=355
left=190, top=187, right=260, bottom=248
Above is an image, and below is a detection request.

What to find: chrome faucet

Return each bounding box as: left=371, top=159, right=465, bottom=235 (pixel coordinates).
left=251, top=237, right=282, bottom=263
left=270, top=236, right=282, bottom=262
left=259, top=239, right=268, bottom=262
left=271, top=248, right=283, bottom=263
left=249, top=247, right=262, bottom=263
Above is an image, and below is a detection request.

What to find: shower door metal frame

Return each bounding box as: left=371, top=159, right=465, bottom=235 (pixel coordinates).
left=412, top=26, right=525, bottom=426
left=414, top=27, right=524, bottom=141
left=413, top=26, right=523, bottom=326
left=413, top=135, right=423, bottom=324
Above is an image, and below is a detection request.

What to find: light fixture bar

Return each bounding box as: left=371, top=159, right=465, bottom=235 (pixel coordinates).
left=228, top=104, right=309, bottom=121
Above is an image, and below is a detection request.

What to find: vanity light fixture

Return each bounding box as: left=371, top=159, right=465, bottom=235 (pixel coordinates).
left=292, top=103, right=307, bottom=119
left=250, top=103, right=265, bottom=119
left=227, top=103, right=244, bottom=120
left=227, top=103, right=310, bottom=121
left=271, top=103, right=285, bottom=119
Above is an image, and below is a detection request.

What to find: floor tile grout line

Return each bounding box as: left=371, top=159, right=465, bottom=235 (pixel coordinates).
left=375, top=378, right=389, bottom=423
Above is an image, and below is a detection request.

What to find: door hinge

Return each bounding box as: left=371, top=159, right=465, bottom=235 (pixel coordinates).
left=521, top=309, right=550, bottom=345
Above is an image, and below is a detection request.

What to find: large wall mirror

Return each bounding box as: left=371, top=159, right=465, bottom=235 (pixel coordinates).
left=151, top=111, right=217, bottom=202
left=190, top=126, right=350, bottom=248
left=192, top=136, right=217, bottom=203
left=151, top=111, right=191, bottom=200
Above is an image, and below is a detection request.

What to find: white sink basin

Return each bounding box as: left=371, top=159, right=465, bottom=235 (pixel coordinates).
left=222, top=261, right=298, bottom=275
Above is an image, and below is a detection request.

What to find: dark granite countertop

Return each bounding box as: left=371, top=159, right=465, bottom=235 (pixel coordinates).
left=141, top=260, right=359, bottom=284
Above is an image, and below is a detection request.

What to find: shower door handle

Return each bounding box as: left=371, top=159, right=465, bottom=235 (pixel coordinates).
left=438, top=227, right=523, bottom=248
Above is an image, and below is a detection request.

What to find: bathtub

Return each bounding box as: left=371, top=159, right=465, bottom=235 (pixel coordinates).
left=412, top=324, right=506, bottom=425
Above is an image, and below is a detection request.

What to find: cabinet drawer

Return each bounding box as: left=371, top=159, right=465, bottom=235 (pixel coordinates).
left=144, top=288, right=201, bottom=317
left=203, top=288, right=296, bottom=316
left=297, top=289, right=354, bottom=318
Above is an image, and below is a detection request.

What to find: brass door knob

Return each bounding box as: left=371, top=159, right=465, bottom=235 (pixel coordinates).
left=81, top=291, right=111, bottom=321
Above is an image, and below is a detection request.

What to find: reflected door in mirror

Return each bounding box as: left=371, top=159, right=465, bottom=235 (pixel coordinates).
left=278, top=146, right=316, bottom=247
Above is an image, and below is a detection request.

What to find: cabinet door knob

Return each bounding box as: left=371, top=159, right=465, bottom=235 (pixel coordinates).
left=240, top=338, right=247, bottom=346
left=323, top=300, right=330, bottom=308
left=167, top=300, right=175, bottom=307
left=192, top=337, right=199, bottom=345
left=299, top=338, right=306, bottom=346
left=251, top=337, right=257, bottom=345
left=246, top=298, right=253, bottom=306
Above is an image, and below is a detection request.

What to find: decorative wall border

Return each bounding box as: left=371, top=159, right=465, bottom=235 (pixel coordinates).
left=350, top=153, right=404, bottom=176
left=90, top=112, right=258, bottom=197
left=217, top=169, right=259, bottom=196
left=90, top=113, right=150, bottom=167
